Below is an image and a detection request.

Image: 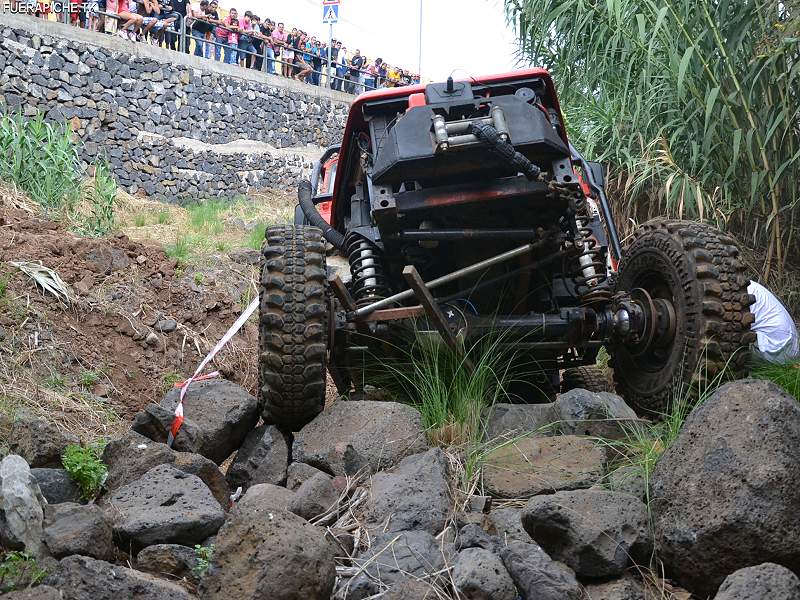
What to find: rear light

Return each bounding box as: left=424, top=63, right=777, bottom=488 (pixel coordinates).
left=408, top=93, right=426, bottom=109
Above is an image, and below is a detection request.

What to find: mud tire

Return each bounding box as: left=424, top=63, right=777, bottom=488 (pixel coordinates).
left=561, top=365, right=614, bottom=394
left=259, top=225, right=328, bottom=432
left=610, top=219, right=755, bottom=416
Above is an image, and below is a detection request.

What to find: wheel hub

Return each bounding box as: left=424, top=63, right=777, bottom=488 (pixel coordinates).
left=611, top=288, right=677, bottom=353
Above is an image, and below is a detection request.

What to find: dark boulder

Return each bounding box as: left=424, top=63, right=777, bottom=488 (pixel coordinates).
left=131, top=379, right=258, bottom=464
left=651, top=379, right=800, bottom=596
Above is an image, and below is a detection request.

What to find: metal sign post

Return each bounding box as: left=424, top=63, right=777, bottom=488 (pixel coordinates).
left=323, top=0, right=340, bottom=88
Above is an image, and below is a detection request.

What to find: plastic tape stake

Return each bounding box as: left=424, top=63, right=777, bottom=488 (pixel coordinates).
left=167, top=297, right=260, bottom=447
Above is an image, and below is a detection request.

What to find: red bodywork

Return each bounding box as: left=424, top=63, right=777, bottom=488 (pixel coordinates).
left=326, top=68, right=569, bottom=229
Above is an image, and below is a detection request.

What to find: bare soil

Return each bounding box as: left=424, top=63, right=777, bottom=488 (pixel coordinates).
left=0, top=187, right=297, bottom=440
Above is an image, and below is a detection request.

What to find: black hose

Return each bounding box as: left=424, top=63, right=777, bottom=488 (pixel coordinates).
left=298, top=179, right=345, bottom=249
left=469, top=121, right=541, bottom=181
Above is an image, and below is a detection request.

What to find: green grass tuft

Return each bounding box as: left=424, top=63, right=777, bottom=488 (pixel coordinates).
left=166, top=235, right=192, bottom=263
left=0, top=551, right=47, bottom=593
left=156, top=210, right=172, bottom=225
left=247, top=223, right=268, bottom=250
left=61, top=442, right=108, bottom=499
left=133, top=213, right=147, bottom=227
left=373, top=331, right=529, bottom=447
left=79, top=159, right=117, bottom=237
left=79, top=369, right=101, bottom=389
left=188, top=200, right=226, bottom=235
left=751, top=361, right=800, bottom=399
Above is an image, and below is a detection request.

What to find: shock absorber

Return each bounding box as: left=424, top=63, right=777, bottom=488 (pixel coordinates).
left=345, top=231, right=390, bottom=308
left=573, top=195, right=611, bottom=305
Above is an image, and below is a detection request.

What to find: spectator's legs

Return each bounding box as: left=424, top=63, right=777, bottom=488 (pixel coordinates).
left=192, top=29, right=205, bottom=56
left=224, top=43, right=237, bottom=64
left=214, top=34, right=226, bottom=61
left=266, top=46, right=275, bottom=74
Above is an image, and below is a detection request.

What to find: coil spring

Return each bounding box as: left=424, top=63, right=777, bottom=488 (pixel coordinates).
left=345, top=232, right=390, bottom=308
left=573, top=196, right=611, bottom=305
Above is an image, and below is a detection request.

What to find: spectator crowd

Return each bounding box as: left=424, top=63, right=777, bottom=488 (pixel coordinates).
left=23, top=0, right=422, bottom=93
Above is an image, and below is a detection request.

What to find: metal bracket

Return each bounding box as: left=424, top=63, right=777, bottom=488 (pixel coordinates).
left=402, top=265, right=475, bottom=372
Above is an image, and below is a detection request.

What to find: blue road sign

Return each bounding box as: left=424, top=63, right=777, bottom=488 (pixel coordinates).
left=323, top=4, right=339, bottom=23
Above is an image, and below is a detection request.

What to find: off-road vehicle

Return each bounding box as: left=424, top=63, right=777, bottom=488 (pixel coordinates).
left=259, top=68, right=755, bottom=431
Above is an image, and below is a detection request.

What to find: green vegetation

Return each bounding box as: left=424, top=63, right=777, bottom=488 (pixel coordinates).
left=0, top=551, right=46, bottom=593
left=134, top=213, right=147, bottom=227
left=79, top=160, right=118, bottom=236
left=247, top=223, right=268, bottom=250
left=0, top=274, right=8, bottom=300
left=62, top=442, right=108, bottom=499
left=166, top=235, right=192, bottom=263
left=162, top=370, right=183, bottom=392
left=188, top=200, right=226, bottom=235
left=0, top=112, right=118, bottom=235
left=156, top=210, right=172, bottom=225
left=0, top=112, right=81, bottom=213
left=44, top=371, right=67, bottom=391
left=507, top=0, right=799, bottom=278
left=79, top=369, right=101, bottom=389
left=193, top=544, right=215, bottom=578
left=375, top=332, right=526, bottom=446
left=751, top=361, right=800, bottom=399
left=194, top=272, right=205, bottom=285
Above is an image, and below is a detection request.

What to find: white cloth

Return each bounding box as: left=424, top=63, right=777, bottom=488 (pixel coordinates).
left=748, top=281, right=799, bottom=364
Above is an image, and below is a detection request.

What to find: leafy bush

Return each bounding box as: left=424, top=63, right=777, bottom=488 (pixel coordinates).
left=193, top=544, right=214, bottom=577
left=0, top=551, right=46, bottom=593
left=0, top=113, right=82, bottom=213
left=62, top=442, right=108, bottom=499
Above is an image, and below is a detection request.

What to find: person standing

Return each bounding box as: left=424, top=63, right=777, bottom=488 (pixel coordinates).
left=337, top=45, right=349, bottom=91
left=163, top=0, right=187, bottom=50
left=271, top=23, right=290, bottom=77
left=328, top=40, right=340, bottom=89
left=262, top=19, right=276, bottom=74
left=237, top=11, right=256, bottom=67
left=213, top=6, right=237, bottom=62
left=187, top=0, right=210, bottom=56
left=348, top=49, right=364, bottom=94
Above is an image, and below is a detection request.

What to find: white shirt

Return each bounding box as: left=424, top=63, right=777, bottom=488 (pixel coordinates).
left=748, top=281, right=799, bottom=364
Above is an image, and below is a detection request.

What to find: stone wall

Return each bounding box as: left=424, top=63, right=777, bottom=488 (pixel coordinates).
left=0, top=13, right=352, bottom=201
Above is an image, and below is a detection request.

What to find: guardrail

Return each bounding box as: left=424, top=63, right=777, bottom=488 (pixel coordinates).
left=55, top=9, right=415, bottom=93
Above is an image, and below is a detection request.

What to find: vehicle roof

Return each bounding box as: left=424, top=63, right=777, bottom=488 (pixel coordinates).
left=331, top=67, right=564, bottom=220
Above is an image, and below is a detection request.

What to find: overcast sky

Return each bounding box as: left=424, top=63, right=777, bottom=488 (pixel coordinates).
left=235, top=0, right=524, bottom=80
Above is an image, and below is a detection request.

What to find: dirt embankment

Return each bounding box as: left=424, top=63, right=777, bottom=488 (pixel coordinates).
left=0, top=191, right=264, bottom=438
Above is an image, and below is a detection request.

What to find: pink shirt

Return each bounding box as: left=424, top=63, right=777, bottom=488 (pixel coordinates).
left=272, top=29, right=287, bottom=46
left=214, top=15, right=236, bottom=40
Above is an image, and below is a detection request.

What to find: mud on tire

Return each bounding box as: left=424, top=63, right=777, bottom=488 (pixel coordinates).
left=561, top=365, right=614, bottom=394
left=610, top=219, right=755, bottom=416
left=259, top=225, right=328, bottom=432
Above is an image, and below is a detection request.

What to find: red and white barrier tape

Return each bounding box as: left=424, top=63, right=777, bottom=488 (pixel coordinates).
left=167, top=297, right=260, bottom=448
